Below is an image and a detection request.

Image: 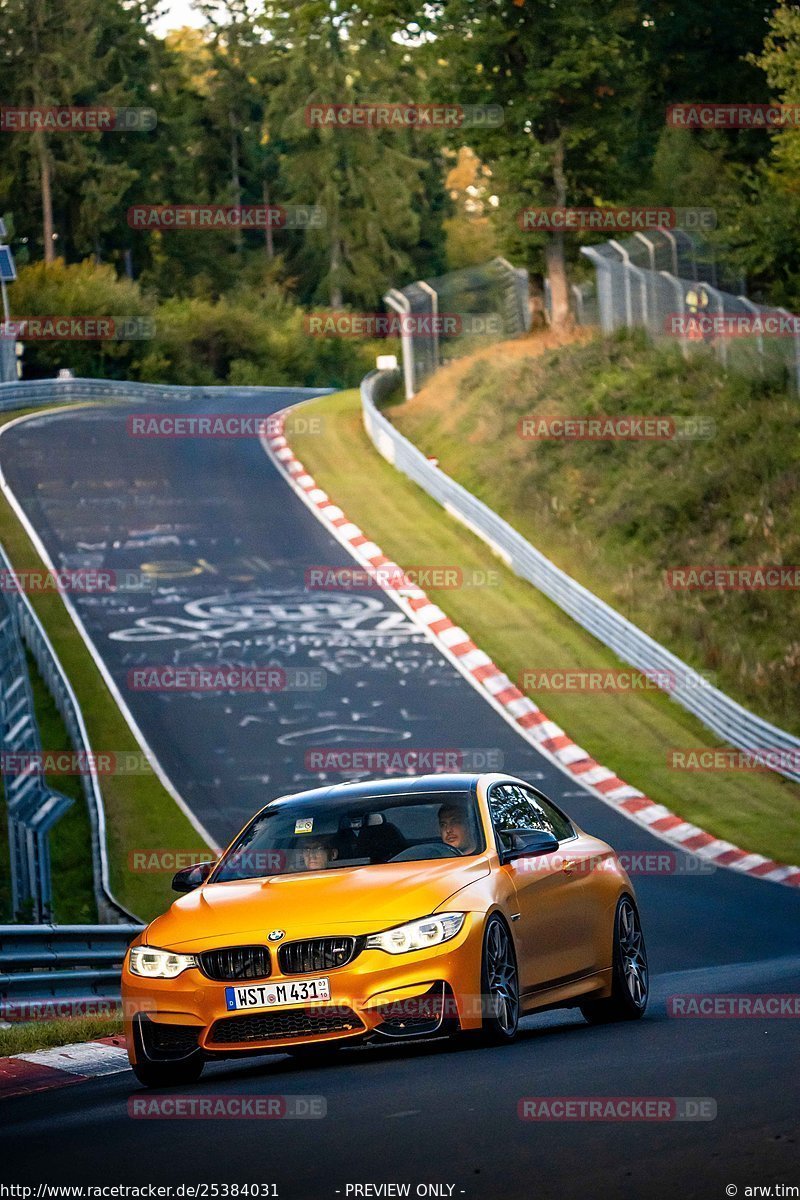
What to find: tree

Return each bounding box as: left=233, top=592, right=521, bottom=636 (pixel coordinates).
left=425, top=0, right=646, bottom=327
left=256, top=0, right=444, bottom=307
left=721, top=1, right=800, bottom=307
left=0, top=0, right=102, bottom=261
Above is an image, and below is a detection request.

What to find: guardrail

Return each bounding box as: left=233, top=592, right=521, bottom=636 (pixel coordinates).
left=0, top=582, right=73, bottom=923
left=0, top=376, right=327, bottom=411
left=0, top=924, right=143, bottom=1015
left=0, top=542, right=137, bottom=924
left=361, top=368, right=800, bottom=785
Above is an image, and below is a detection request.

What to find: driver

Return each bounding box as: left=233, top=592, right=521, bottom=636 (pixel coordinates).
left=300, top=836, right=339, bottom=871
left=438, top=803, right=477, bottom=855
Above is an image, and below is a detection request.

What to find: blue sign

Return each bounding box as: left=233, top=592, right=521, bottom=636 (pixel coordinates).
left=0, top=246, right=16, bottom=283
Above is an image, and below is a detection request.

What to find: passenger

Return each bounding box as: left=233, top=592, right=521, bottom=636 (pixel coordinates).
left=301, top=837, right=340, bottom=871
left=438, top=803, right=477, bottom=855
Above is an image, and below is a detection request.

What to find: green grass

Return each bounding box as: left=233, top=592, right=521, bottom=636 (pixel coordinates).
left=0, top=1015, right=123, bottom=1057
left=289, top=389, right=800, bottom=866
left=393, top=329, right=800, bottom=738
left=0, top=403, right=212, bottom=923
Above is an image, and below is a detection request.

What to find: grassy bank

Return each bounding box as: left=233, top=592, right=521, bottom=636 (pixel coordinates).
left=0, top=404, right=212, bottom=923
left=289, top=390, right=800, bottom=865
left=391, top=329, right=800, bottom=738
left=0, top=1015, right=123, bottom=1057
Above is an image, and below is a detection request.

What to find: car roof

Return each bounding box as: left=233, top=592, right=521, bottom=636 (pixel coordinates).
left=268, top=773, right=482, bottom=808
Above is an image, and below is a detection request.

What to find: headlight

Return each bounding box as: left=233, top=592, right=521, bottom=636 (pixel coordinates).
left=365, top=912, right=466, bottom=955
left=128, top=945, right=198, bottom=979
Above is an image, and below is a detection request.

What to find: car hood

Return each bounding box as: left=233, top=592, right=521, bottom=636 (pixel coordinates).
left=146, top=857, right=491, bottom=951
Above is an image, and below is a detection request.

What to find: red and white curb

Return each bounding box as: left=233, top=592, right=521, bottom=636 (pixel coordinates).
left=262, top=411, right=800, bottom=890
left=0, top=1036, right=129, bottom=1100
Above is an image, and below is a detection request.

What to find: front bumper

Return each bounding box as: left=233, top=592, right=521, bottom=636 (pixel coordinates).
left=122, top=914, right=484, bottom=1064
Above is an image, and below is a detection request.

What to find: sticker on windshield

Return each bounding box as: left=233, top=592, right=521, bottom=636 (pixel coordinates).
left=294, top=818, right=314, bottom=834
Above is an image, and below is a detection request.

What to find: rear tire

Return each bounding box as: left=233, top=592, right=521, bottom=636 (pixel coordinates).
left=479, top=915, right=520, bottom=1044
left=131, top=1055, right=205, bottom=1088
left=581, top=895, right=648, bottom=1025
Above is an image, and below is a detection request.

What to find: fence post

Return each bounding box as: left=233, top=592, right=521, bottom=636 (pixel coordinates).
left=416, top=280, right=439, bottom=372
left=660, top=228, right=679, bottom=276
left=703, top=284, right=728, bottom=369
left=609, top=240, right=648, bottom=328
left=737, top=296, right=764, bottom=378
left=675, top=230, right=699, bottom=281
left=580, top=246, right=615, bottom=333
left=384, top=288, right=415, bottom=400
left=660, top=271, right=689, bottom=360
left=492, top=256, right=530, bottom=333
left=776, top=306, right=800, bottom=395
left=609, top=242, right=633, bottom=327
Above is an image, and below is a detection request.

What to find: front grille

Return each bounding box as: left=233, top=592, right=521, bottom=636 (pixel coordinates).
left=198, top=945, right=271, bottom=982
left=208, top=1006, right=363, bottom=1045
left=278, top=937, right=360, bottom=975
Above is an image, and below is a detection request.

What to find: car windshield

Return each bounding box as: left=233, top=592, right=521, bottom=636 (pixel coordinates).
left=212, top=789, right=485, bottom=882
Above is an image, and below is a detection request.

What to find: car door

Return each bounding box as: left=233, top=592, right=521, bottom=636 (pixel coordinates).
left=488, top=783, right=596, bottom=996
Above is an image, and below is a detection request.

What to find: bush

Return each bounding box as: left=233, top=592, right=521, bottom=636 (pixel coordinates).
left=10, top=260, right=388, bottom=389
left=8, top=258, right=155, bottom=380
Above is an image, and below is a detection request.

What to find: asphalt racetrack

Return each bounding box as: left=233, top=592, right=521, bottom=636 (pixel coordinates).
left=1, top=394, right=798, bottom=1198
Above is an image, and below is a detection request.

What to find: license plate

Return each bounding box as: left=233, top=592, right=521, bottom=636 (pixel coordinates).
left=224, top=976, right=331, bottom=1011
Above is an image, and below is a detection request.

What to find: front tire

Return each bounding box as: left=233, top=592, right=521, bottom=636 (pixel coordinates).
left=581, top=895, right=648, bottom=1024
left=479, top=915, right=520, bottom=1043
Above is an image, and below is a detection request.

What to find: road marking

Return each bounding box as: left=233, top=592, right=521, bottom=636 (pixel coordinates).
left=1, top=1040, right=130, bottom=1100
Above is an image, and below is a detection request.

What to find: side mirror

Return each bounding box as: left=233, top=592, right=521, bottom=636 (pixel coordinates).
left=172, top=860, right=215, bottom=893
left=500, top=829, right=559, bottom=863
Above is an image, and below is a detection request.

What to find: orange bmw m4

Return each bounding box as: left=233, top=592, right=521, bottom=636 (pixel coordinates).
left=122, top=773, right=648, bottom=1086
